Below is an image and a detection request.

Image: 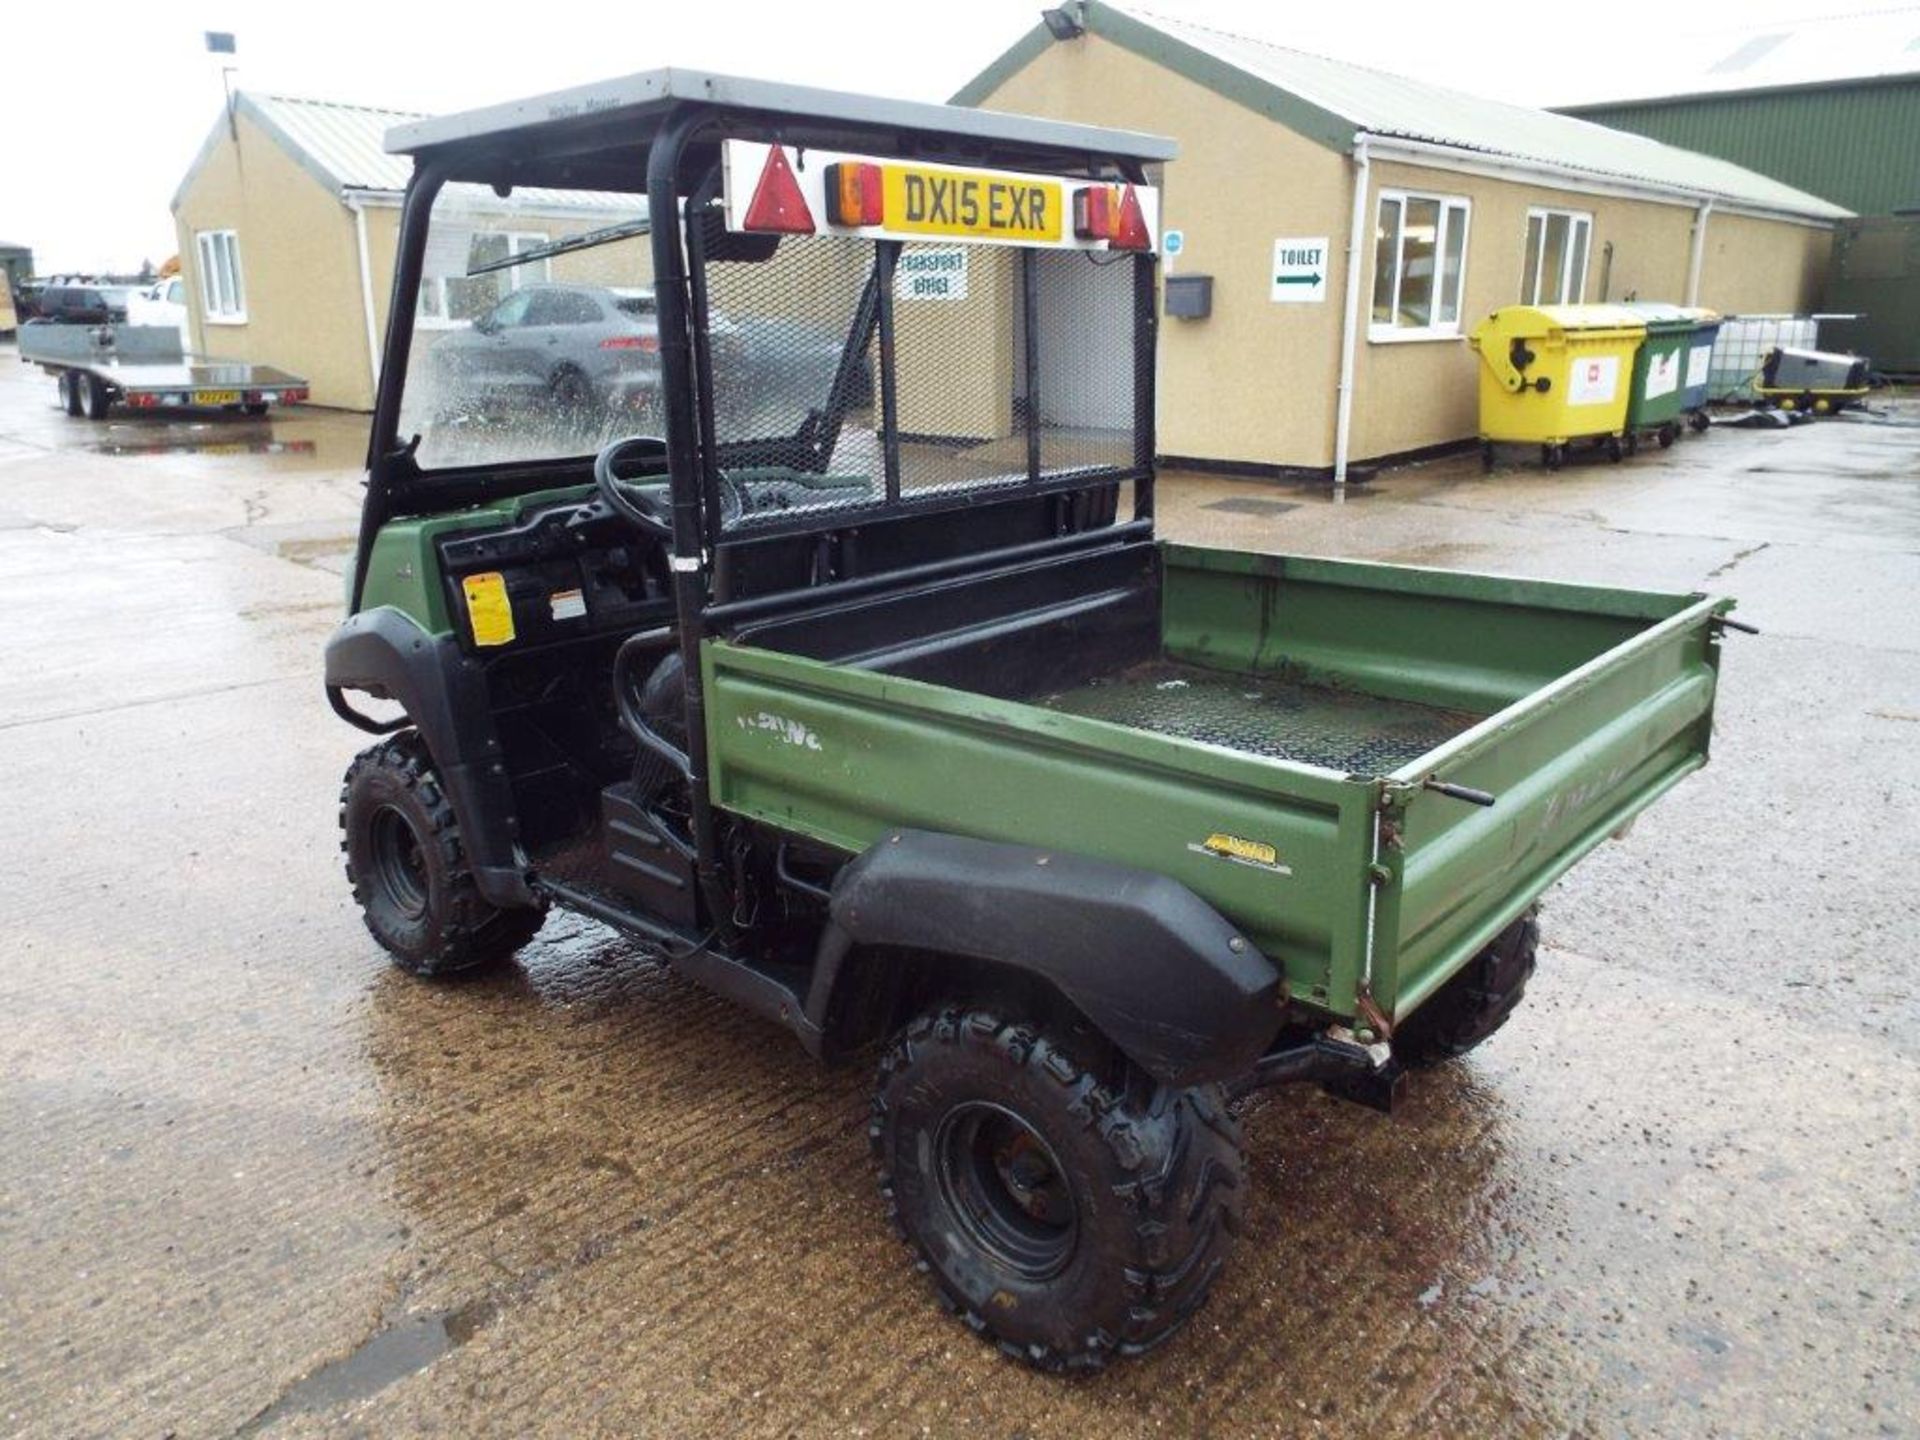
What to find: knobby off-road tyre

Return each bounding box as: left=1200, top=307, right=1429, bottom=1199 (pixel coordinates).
left=339, top=733, right=545, bottom=977
left=1392, top=909, right=1539, bottom=1067
left=871, top=1008, right=1246, bottom=1372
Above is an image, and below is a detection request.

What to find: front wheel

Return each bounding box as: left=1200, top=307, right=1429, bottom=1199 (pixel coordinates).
left=339, top=733, right=545, bottom=976
left=872, top=1008, right=1245, bottom=1371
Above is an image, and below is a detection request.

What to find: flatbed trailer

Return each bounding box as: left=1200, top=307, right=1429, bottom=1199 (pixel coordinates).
left=17, top=321, right=307, bottom=420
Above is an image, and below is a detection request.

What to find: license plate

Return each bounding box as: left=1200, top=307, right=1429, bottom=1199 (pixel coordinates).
left=193, top=389, right=242, bottom=406
left=881, top=163, right=1063, bottom=243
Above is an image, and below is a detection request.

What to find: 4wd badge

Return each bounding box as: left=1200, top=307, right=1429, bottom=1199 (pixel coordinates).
left=1189, top=832, right=1292, bottom=875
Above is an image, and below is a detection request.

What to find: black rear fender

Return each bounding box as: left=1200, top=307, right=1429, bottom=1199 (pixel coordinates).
left=807, top=829, right=1281, bottom=1088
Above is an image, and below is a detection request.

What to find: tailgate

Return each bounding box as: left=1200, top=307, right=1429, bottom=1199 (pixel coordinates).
left=1373, top=595, right=1728, bottom=1023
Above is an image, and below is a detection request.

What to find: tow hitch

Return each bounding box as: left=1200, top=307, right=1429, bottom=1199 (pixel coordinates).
left=1229, top=1029, right=1406, bottom=1113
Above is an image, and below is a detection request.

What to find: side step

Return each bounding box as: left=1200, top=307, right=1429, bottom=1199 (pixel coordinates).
left=600, top=782, right=698, bottom=929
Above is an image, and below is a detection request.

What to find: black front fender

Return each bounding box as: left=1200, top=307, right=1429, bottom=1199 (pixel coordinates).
left=324, top=607, right=533, bottom=909
left=809, top=829, right=1281, bottom=1088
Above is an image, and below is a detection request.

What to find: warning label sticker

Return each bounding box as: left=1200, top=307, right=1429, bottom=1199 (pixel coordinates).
left=1687, top=343, right=1714, bottom=389
left=462, top=571, right=516, bottom=647
left=1644, top=349, right=1680, bottom=400
left=1569, top=355, right=1620, bottom=407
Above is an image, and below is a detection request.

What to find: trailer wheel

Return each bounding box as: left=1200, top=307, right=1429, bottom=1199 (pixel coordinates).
left=340, top=732, right=546, bottom=976
left=1393, top=910, right=1539, bottom=1067
left=243, top=402, right=270, bottom=417
left=1689, top=409, right=1711, bottom=433
left=1616, top=433, right=1633, bottom=460
left=80, top=373, right=112, bottom=421
left=1480, top=442, right=1495, bottom=473
left=872, top=1007, right=1244, bottom=1372
left=1658, top=423, right=1678, bottom=448
left=1543, top=444, right=1563, bottom=472
left=59, top=371, right=83, bottom=417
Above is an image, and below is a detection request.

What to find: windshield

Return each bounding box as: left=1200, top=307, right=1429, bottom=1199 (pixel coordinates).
left=398, top=182, right=656, bottom=470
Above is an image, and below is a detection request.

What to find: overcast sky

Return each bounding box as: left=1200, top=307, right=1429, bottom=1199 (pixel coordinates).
left=0, top=0, right=1893, bottom=273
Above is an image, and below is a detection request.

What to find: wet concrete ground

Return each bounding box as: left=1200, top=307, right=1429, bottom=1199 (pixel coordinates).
left=1, top=344, right=1915, bottom=1438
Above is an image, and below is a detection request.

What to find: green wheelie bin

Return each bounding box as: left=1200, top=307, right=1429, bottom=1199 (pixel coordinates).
left=1620, top=303, right=1694, bottom=453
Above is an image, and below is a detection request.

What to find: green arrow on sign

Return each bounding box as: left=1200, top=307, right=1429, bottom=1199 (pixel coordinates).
left=1275, top=272, right=1322, bottom=286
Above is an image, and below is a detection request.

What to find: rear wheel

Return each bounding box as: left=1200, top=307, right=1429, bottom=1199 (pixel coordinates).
left=59, top=371, right=82, bottom=416
left=1480, top=441, right=1495, bottom=473
left=872, top=1007, right=1244, bottom=1371
left=340, top=732, right=545, bottom=976
left=550, top=366, right=593, bottom=416
left=1393, top=910, right=1539, bottom=1067
left=81, top=373, right=112, bottom=421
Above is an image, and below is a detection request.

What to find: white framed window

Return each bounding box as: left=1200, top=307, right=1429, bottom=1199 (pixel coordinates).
left=195, top=230, right=247, bottom=323
left=417, top=231, right=550, bottom=326
left=1522, top=208, right=1592, bottom=305
left=1369, top=191, right=1470, bottom=342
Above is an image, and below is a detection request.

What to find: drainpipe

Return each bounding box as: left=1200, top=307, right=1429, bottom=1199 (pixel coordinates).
left=345, top=193, right=383, bottom=405
left=1333, top=135, right=1372, bottom=494
left=1685, top=197, right=1713, bottom=306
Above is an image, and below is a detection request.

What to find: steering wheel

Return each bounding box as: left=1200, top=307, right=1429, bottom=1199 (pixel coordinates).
left=593, top=434, right=748, bottom=538
left=594, top=435, right=674, bottom=537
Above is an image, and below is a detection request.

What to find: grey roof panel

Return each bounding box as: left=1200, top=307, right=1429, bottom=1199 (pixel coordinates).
left=384, top=66, right=1177, bottom=163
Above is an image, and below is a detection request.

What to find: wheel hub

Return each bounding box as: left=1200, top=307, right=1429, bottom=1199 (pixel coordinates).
left=368, top=804, right=430, bottom=921
left=935, top=1102, right=1078, bottom=1280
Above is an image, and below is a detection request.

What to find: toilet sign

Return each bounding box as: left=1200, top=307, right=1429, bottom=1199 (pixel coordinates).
left=1271, top=236, right=1328, bottom=303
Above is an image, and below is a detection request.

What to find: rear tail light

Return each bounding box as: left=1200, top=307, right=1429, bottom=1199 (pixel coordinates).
left=1072, top=185, right=1113, bottom=241
left=284, top=387, right=309, bottom=403
left=825, top=162, right=884, bottom=227
left=600, top=334, right=660, bottom=352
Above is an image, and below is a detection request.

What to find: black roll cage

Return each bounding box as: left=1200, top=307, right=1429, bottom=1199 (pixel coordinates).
left=353, top=95, right=1165, bottom=928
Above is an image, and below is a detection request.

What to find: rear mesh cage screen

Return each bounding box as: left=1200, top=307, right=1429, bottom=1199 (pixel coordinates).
left=700, top=230, right=1140, bottom=532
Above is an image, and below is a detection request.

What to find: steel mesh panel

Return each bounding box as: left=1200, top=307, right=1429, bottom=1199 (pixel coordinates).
left=1037, top=660, right=1483, bottom=774
left=1029, top=251, right=1137, bottom=477
left=707, top=234, right=1141, bottom=532
left=891, top=243, right=1030, bottom=498
left=704, top=234, right=882, bottom=523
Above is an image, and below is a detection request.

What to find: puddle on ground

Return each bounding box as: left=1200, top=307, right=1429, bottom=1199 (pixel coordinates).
left=236, top=1297, right=497, bottom=1433
left=89, top=433, right=317, bottom=458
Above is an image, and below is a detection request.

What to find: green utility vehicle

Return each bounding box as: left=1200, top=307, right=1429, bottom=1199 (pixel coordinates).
left=327, top=73, right=1742, bottom=1370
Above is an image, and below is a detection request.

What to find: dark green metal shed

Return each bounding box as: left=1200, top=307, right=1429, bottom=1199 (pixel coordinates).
left=1560, top=74, right=1920, bottom=219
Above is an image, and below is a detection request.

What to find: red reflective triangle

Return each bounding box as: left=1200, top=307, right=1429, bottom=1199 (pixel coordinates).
left=1110, top=184, right=1152, bottom=251
left=742, top=145, right=815, bottom=235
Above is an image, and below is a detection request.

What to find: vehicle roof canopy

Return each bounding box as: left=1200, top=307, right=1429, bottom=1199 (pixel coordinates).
left=384, top=67, right=1176, bottom=192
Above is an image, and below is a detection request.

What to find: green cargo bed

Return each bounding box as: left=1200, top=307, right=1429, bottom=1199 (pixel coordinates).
left=703, top=540, right=1729, bottom=1030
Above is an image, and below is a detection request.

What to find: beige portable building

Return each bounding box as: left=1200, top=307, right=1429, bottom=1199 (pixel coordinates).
left=171, top=93, right=645, bottom=411
left=956, top=3, right=1849, bottom=475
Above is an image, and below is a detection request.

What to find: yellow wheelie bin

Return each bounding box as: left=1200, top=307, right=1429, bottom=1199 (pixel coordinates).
left=1468, top=304, right=1647, bottom=471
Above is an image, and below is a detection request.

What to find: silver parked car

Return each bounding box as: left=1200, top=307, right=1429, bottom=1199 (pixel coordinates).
left=427, top=284, right=670, bottom=421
